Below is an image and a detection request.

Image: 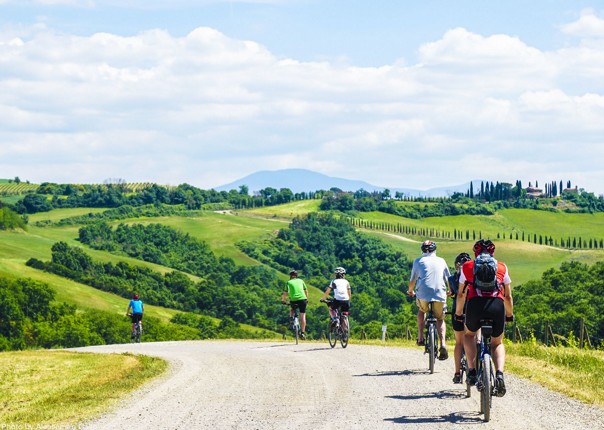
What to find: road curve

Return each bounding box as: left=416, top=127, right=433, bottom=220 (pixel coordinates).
left=75, top=340, right=604, bottom=430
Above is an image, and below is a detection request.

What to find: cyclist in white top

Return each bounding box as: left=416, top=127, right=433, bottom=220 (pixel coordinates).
left=408, top=240, right=451, bottom=360
left=320, top=267, right=351, bottom=321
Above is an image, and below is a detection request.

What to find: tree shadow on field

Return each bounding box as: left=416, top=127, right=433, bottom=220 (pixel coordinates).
left=384, top=411, right=482, bottom=425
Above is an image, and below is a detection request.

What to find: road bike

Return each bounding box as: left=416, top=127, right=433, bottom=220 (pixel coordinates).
left=475, top=319, right=496, bottom=422
left=128, top=314, right=143, bottom=343
left=320, top=298, right=349, bottom=348
left=284, top=302, right=302, bottom=344
left=424, top=302, right=439, bottom=374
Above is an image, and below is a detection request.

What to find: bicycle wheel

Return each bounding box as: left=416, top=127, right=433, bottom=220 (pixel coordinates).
left=339, top=316, right=349, bottom=348
left=135, top=324, right=142, bottom=343
left=461, top=352, right=471, bottom=397
left=481, top=354, right=493, bottom=422
left=428, top=324, right=436, bottom=374
left=293, top=317, right=299, bottom=345
left=328, top=321, right=337, bottom=348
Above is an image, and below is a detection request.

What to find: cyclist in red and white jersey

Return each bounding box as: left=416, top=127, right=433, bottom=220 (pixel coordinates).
left=454, top=239, right=514, bottom=396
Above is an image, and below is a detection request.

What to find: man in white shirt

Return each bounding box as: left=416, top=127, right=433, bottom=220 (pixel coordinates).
left=408, top=240, right=451, bottom=360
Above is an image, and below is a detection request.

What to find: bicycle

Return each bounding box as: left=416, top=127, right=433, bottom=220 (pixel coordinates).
left=320, top=298, right=349, bottom=348
left=460, top=349, right=472, bottom=397
left=475, top=319, right=496, bottom=422
left=127, top=313, right=143, bottom=343
left=283, top=302, right=302, bottom=344
left=424, top=302, right=440, bottom=374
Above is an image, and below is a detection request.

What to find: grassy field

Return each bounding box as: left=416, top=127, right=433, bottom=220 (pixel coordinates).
left=0, top=350, right=167, bottom=426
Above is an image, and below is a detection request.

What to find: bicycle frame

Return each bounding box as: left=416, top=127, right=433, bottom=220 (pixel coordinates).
left=424, top=302, right=439, bottom=374
left=477, top=320, right=495, bottom=422
left=285, top=302, right=301, bottom=344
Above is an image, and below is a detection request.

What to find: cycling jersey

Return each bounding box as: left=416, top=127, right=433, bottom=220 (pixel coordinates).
left=459, top=260, right=511, bottom=300
left=129, top=299, right=144, bottom=314
left=409, top=252, right=451, bottom=302
left=284, top=278, right=308, bottom=301
left=329, top=278, right=351, bottom=301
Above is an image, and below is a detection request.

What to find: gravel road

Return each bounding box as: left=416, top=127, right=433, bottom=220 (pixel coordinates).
left=75, top=340, right=604, bottom=430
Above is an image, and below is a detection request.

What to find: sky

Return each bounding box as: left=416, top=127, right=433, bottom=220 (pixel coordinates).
left=1, top=1, right=604, bottom=195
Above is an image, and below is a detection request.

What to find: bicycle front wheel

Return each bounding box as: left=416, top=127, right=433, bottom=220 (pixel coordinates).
left=428, top=324, right=436, bottom=374
left=481, top=354, right=493, bottom=422
left=339, top=316, right=349, bottom=348
left=328, top=321, right=337, bottom=348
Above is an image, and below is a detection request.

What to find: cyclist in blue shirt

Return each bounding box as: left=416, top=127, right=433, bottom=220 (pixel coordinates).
left=126, top=293, right=144, bottom=339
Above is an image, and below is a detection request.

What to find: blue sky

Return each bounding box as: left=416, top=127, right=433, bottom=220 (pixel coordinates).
left=1, top=1, right=603, bottom=194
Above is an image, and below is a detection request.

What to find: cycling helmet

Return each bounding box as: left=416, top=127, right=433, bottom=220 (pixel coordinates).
left=133, top=294, right=139, bottom=300
left=334, top=267, right=346, bottom=279
left=421, top=240, right=437, bottom=253
left=289, top=270, right=298, bottom=277
left=473, top=239, right=496, bottom=257
left=454, top=252, right=471, bottom=266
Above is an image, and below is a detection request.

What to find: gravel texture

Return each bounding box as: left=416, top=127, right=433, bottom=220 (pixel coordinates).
left=75, top=340, right=604, bottom=430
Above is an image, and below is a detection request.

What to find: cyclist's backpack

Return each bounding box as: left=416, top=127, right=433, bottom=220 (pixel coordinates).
left=473, top=253, right=499, bottom=294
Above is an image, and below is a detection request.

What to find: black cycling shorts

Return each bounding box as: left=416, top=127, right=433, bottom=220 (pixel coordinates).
left=130, top=313, right=143, bottom=324
left=329, top=299, right=350, bottom=313
left=465, top=297, right=505, bottom=337
left=290, top=299, right=308, bottom=313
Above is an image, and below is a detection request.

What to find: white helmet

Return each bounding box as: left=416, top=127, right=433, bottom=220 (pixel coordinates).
left=334, top=267, right=346, bottom=275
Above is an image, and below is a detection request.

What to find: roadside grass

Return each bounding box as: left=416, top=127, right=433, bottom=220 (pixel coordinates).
left=0, top=350, right=167, bottom=427
left=505, top=341, right=604, bottom=407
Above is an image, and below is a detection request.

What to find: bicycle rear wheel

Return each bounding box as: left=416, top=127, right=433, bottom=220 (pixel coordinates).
left=428, top=324, right=436, bottom=374
left=339, top=316, right=349, bottom=348
left=481, top=354, right=493, bottom=422
left=328, top=321, right=337, bottom=348
left=293, top=317, right=299, bottom=345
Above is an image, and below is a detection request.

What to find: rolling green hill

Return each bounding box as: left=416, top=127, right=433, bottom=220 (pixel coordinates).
left=1, top=201, right=603, bottom=344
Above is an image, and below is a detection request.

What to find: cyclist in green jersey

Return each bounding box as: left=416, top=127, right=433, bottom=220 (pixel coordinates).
left=281, top=270, right=309, bottom=339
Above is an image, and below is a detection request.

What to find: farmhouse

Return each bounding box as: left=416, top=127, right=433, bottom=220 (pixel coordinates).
left=525, top=186, right=543, bottom=198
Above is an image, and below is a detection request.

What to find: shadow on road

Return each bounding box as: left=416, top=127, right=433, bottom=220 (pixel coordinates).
left=386, top=389, right=466, bottom=401
left=354, top=368, right=431, bottom=377
left=384, top=411, right=482, bottom=425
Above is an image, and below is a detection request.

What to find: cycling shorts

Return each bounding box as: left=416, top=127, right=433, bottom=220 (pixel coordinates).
left=465, top=297, right=505, bottom=337
left=130, top=313, right=143, bottom=324
left=416, top=300, right=446, bottom=321
left=329, top=299, right=350, bottom=313
left=290, top=299, right=308, bottom=313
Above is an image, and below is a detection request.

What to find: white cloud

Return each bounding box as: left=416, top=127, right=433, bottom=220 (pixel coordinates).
left=1, top=15, right=604, bottom=194
left=560, top=9, right=604, bottom=38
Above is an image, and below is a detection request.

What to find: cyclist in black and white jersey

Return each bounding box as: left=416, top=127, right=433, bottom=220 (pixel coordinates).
left=320, top=267, right=351, bottom=321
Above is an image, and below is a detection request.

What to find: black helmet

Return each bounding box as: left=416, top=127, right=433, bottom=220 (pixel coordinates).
left=473, top=239, right=495, bottom=257
left=421, top=240, right=436, bottom=253
left=454, top=252, right=471, bottom=266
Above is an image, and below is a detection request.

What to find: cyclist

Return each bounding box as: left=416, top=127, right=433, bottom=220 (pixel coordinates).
left=454, top=239, right=514, bottom=396
left=408, top=240, right=451, bottom=360
left=449, top=252, right=472, bottom=383
left=281, top=270, right=309, bottom=339
left=319, top=267, right=351, bottom=328
left=126, top=293, right=144, bottom=340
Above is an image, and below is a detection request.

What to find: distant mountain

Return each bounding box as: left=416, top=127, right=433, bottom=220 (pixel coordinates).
left=215, top=168, right=479, bottom=198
